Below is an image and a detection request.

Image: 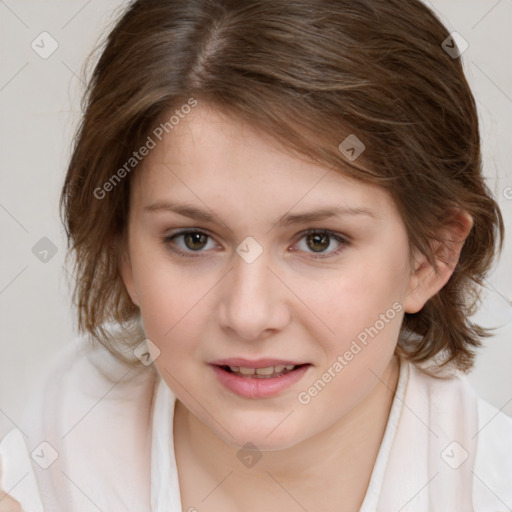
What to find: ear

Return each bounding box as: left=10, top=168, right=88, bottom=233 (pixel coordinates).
left=404, top=209, right=473, bottom=314
left=119, top=242, right=140, bottom=307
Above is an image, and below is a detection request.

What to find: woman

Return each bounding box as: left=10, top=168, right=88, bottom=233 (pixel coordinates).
left=1, top=0, right=511, bottom=510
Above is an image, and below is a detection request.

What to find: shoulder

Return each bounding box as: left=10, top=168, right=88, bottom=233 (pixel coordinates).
left=475, top=397, right=512, bottom=453
left=22, top=337, right=158, bottom=424
left=407, top=361, right=512, bottom=508
left=12, top=339, right=158, bottom=510
left=473, top=397, right=512, bottom=509
left=0, top=428, right=44, bottom=512
left=0, top=343, right=92, bottom=511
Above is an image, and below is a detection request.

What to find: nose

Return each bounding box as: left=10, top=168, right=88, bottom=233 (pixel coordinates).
left=217, top=251, right=291, bottom=341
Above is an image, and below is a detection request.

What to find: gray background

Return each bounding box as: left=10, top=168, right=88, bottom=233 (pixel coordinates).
left=1, top=0, right=511, bottom=438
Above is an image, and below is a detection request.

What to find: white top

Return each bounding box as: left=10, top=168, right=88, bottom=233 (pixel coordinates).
left=1, top=339, right=511, bottom=511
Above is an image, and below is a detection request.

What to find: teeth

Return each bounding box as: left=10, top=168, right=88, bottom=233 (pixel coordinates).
left=227, top=364, right=299, bottom=378
left=255, top=367, right=274, bottom=376
left=238, top=366, right=256, bottom=375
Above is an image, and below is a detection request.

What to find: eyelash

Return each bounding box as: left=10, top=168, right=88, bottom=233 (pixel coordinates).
left=162, top=228, right=350, bottom=260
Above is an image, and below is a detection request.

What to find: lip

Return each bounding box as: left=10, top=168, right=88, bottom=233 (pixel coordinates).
left=209, top=357, right=306, bottom=369
left=210, top=363, right=311, bottom=399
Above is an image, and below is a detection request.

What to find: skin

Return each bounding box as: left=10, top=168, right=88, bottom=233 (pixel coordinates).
left=120, top=104, right=472, bottom=511
left=0, top=493, right=22, bottom=512
left=0, top=459, right=23, bottom=512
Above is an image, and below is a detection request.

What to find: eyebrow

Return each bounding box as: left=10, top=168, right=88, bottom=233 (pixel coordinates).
left=144, top=200, right=378, bottom=226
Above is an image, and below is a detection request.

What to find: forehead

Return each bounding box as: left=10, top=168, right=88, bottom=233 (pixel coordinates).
left=130, top=104, right=397, bottom=221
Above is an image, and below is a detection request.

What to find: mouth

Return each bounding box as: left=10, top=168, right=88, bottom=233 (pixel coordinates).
left=208, top=359, right=312, bottom=398
left=215, top=363, right=309, bottom=379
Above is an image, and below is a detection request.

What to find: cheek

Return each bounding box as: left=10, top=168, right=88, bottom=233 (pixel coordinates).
left=290, top=246, right=409, bottom=359
left=128, top=244, right=204, bottom=341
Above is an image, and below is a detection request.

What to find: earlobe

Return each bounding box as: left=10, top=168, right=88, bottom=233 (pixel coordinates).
left=404, top=209, right=473, bottom=314
left=119, top=247, right=140, bottom=307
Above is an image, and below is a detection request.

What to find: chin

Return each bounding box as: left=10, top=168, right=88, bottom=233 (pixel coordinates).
left=214, top=416, right=306, bottom=452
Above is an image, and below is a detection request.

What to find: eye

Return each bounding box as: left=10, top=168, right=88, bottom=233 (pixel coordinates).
left=163, top=230, right=218, bottom=255
left=292, top=229, right=348, bottom=258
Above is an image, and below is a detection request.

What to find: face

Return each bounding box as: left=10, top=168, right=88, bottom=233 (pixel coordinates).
left=121, top=104, right=420, bottom=451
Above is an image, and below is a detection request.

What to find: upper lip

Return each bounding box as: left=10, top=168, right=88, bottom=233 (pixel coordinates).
left=209, top=358, right=308, bottom=368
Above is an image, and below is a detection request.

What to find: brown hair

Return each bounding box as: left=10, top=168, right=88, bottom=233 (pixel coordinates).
left=60, top=0, right=504, bottom=373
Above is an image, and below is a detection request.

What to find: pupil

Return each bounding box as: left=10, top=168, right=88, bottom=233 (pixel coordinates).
left=307, top=233, right=329, bottom=252
left=185, top=232, right=207, bottom=250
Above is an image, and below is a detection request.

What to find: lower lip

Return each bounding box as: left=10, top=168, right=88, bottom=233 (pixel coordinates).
left=210, top=364, right=311, bottom=399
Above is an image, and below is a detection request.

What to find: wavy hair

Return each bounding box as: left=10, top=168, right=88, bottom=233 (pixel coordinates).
left=60, top=0, right=504, bottom=373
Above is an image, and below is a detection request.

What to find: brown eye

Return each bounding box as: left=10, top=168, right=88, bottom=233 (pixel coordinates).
left=293, top=230, right=348, bottom=258
left=184, top=232, right=209, bottom=250
left=306, top=233, right=330, bottom=252
left=164, top=230, right=217, bottom=255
